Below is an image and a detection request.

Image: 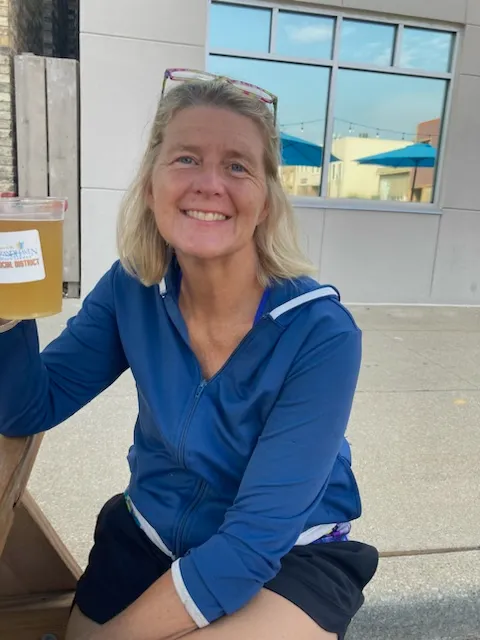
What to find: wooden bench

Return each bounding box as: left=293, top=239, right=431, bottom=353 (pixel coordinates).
left=0, top=434, right=82, bottom=640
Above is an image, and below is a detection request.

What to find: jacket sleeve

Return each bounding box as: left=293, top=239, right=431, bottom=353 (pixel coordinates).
left=171, top=324, right=362, bottom=626
left=0, top=262, right=128, bottom=437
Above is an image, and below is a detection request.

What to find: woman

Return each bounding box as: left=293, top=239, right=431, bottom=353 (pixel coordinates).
left=0, top=70, right=378, bottom=640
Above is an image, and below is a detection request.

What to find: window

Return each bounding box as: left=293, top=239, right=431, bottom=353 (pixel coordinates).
left=339, top=19, right=395, bottom=66
left=209, top=3, right=271, bottom=53
left=276, top=11, right=335, bottom=59
left=208, top=2, right=457, bottom=205
left=210, top=55, right=330, bottom=197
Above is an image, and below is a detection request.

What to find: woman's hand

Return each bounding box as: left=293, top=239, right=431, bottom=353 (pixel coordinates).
left=0, top=319, right=19, bottom=332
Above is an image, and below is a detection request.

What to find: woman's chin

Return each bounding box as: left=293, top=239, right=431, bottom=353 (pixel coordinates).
left=175, top=245, right=232, bottom=262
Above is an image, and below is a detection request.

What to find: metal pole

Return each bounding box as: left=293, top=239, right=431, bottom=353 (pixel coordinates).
left=410, top=164, right=418, bottom=201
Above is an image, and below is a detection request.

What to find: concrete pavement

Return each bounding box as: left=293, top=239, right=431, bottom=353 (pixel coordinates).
left=27, top=301, right=480, bottom=639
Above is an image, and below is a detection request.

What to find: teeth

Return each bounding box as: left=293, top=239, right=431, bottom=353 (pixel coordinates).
left=185, top=210, right=227, bottom=222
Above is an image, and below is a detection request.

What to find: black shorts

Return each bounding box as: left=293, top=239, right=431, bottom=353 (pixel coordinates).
left=74, top=494, right=378, bottom=639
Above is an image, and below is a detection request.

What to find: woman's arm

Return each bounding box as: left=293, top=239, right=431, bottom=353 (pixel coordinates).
left=86, top=571, right=197, bottom=640
left=0, top=262, right=128, bottom=437
left=87, top=319, right=361, bottom=640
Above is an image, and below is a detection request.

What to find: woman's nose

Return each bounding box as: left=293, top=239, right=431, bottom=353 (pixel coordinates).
left=192, top=165, right=226, bottom=196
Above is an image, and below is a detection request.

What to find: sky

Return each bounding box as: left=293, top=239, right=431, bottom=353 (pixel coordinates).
left=208, top=3, right=452, bottom=144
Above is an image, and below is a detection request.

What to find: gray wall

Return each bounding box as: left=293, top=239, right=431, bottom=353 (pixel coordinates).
left=80, top=0, right=207, bottom=290
left=80, top=0, right=480, bottom=304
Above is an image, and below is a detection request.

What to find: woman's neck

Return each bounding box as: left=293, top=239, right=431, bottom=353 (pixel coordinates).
left=177, top=247, right=265, bottom=326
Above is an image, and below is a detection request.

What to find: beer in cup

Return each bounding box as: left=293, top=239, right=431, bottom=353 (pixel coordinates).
left=0, top=197, right=67, bottom=320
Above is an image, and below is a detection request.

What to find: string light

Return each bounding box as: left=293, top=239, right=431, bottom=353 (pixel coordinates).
left=280, top=116, right=440, bottom=140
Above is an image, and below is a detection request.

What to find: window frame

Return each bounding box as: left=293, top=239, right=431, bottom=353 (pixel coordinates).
left=207, top=0, right=461, bottom=214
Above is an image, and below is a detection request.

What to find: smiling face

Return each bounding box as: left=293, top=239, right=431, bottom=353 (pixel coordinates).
left=148, top=106, right=269, bottom=264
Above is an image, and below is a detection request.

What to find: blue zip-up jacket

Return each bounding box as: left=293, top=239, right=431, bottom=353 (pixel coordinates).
left=0, top=260, right=362, bottom=625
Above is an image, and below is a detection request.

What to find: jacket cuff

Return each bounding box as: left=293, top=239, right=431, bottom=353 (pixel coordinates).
left=171, top=559, right=210, bottom=628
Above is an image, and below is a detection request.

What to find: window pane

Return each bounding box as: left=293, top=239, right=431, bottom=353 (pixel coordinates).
left=340, top=19, right=395, bottom=66
left=209, top=55, right=330, bottom=196
left=400, top=28, right=454, bottom=73
left=209, top=2, right=271, bottom=54
left=276, top=11, right=335, bottom=60
left=329, top=70, right=447, bottom=203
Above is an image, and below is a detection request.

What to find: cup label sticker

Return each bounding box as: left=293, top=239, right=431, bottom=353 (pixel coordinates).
left=0, top=230, right=46, bottom=284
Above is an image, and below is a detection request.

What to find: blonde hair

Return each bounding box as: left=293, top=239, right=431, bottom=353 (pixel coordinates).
left=117, top=78, right=315, bottom=287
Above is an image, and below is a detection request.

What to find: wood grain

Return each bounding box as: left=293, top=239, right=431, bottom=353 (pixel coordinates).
left=46, top=57, right=80, bottom=284
left=0, top=490, right=81, bottom=597
left=0, top=435, right=43, bottom=556
left=14, top=55, right=48, bottom=198
left=0, top=591, right=74, bottom=640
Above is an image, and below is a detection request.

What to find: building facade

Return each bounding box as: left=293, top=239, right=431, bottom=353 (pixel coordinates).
left=80, top=0, right=480, bottom=304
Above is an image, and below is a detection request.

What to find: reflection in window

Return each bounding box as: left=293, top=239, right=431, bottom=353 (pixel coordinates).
left=276, top=11, right=335, bottom=60
left=209, top=2, right=271, bottom=54
left=329, top=70, right=447, bottom=202
left=209, top=55, right=330, bottom=197
left=400, top=28, right=454, bottom=73
left=340, top=20, right=395, bottom=66
left=208, top=3, right=456, bottom=204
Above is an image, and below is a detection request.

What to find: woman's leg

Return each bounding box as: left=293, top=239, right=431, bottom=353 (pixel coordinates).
left=184, top=589, right=337, bottom=640
left=65, top=605, right=101, bottom=640
left=65, top=590, right=336, bottom=640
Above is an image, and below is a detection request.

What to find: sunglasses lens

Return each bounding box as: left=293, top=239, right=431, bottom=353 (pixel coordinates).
left=232, top=81, right=274, bottom=104
left=170, top=69, right=215, bottom=82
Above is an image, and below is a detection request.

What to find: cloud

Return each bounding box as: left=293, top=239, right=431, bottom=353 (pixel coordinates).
left=363, top=41, right=384, bottom=51
left=401, top=31, right=452, bottom=68
left=429, top=35, right=450, bottom=50
left=285, top=24, right=333, bottom=45
left=400, top=39, right=450, bottom=70
left=345, top=42, right=392, bottom=65
left=374, top=48, right=392, bottom=66
left=342, top=25, right=357, bottom=37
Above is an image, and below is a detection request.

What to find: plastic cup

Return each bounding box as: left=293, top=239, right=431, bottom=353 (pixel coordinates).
left=0, top=197, right=67, bottom=320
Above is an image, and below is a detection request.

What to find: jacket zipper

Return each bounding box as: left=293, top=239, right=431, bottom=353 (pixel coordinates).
left=177, top=379, right=207, bottom=467
left=203, top=317, right=268, bottom=385
left=175, top=480, right=208, bottom=558
left=177, top=315, right=270, bottom=467
left=173, top=316, right=271, bottom=555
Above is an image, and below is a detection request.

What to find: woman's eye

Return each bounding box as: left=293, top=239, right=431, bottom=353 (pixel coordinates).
left=230, top=162, right=246, bottom=173
left=176, top=156, right=196, bottom=165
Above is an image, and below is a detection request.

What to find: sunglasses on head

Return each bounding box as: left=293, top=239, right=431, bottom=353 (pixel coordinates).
left=162, top=68, right=278, bottom=124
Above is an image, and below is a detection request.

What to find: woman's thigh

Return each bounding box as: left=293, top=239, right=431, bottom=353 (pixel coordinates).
left=185, top=589, right=336, bottom=640
left=65, top=605, right=101, bottom=640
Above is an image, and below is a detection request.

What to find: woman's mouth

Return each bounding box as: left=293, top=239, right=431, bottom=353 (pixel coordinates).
left=182, top=210, right=229, bottom=222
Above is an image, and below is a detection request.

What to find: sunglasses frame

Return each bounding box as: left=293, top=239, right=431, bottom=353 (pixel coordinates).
left=162, top=68, right=278, bottom=124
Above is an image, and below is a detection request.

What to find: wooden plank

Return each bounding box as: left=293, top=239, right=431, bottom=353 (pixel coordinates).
left=0, top=591, right=74, bottom=640
left=14, top=55, right=48, bottom=197
left=0, top=556, right=23, bottom=596
left=46, top=57, right=80, bottom=284
left=0, top=490, right=81, bottom=597
left=0, top=435, right=43, bottom=556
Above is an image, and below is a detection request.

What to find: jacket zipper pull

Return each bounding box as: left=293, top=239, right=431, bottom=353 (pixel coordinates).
left=196, top=380, right=207, bottom=398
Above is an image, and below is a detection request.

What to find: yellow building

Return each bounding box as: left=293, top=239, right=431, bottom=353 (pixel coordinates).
left=328, top=137, right=413, bottom=200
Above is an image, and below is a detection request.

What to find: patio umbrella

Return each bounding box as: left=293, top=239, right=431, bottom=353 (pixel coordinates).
left=280, top=132, right=340, bottom=167
left=356, top=142, right=436, bottom=201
